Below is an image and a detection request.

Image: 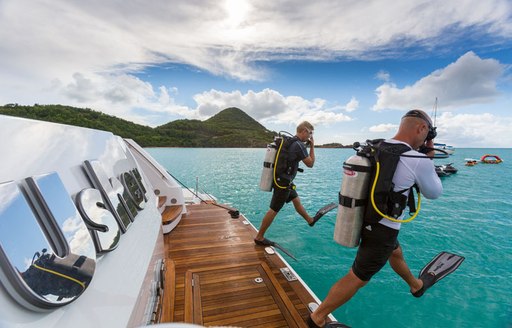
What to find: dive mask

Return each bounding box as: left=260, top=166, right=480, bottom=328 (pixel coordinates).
left=403, top=110, right=437, bottom=141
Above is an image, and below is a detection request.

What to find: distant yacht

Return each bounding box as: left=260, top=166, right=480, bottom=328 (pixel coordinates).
left=434, top=142, right=455, bottom=156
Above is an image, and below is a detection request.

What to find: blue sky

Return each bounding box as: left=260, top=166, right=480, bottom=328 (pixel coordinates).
left=1, top=0, right=511, bottom=147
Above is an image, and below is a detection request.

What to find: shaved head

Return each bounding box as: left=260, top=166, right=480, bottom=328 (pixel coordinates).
left=393, top=109, right=435, bottom=150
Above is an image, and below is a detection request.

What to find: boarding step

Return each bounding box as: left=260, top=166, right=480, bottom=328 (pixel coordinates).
left=161, top=205, right=183, bottom=234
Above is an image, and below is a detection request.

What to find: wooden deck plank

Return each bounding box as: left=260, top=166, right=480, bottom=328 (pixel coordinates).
left=202, top=295, right=276, bottom=315
left=192, top=273, right=203, bottom=325
left=183, top=271, right=193, bottom=324
left=161, top=259, right=175, bottom=322
left=161, top=202, right=320, bottom=327
left=259, top=262, right=306, bottom=328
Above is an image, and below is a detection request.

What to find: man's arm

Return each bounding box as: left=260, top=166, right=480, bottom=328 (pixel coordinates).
left=416, top=158, right=442, bottom=199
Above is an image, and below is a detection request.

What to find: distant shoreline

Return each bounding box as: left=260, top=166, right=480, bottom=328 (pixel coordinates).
left=145, top=144, right=355, bottom=149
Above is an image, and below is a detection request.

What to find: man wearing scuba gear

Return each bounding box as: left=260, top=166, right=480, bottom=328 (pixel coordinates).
left=254, top=121, right=318, bottom=246
left=308, top=110, right=443, bottom=328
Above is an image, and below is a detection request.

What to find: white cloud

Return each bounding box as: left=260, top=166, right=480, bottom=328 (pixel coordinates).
left=193, top=88, right=352, bottom=126
left=376, top=70, right=391, bottom=82
left=1, top=0, right=511, bottom=86
left=372, top=52, right=506, bottom=111
left=345, top=97, right=359, bottom=112
left=32, top=71, right=355, bottom=128
left=434, top=111, right=512, bottom=147
left=53, top=72, right=195, bottom=126
left=369, top=123, right=398, bottom=133
left=364, top=110, right=512, bottom=147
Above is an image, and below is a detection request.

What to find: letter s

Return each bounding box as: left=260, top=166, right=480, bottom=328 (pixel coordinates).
left=77, top=188, right=121, bottom=254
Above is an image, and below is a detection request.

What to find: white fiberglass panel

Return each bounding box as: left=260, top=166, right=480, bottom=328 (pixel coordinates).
left=0, top=115, right=161, bottom=328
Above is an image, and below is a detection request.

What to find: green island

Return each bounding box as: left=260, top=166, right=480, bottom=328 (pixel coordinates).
left=0, top=104, right=351, bottom=148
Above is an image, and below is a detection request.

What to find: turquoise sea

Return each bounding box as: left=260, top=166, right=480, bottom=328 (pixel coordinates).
left=147, top=147, right=512, bottom=328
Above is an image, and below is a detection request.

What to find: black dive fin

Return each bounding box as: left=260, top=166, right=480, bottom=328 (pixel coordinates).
left=309, top=202, right=337, bottom=227
left=254, top=238, right=297, bottom=261
left=317, top=202, right=337, bottom=216
left=272, top=242, right=298, bottom=261
left=413, top=251, right=465, bottom=298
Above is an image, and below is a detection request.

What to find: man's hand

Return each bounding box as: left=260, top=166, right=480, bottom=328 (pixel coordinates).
left=425, top=139, right=435, bottom=158
left=308, top=135, right=314, bottom=147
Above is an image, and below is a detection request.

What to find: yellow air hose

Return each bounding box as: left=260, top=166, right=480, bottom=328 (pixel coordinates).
left=273, top=137, right=288, bottom=189
left=33, top=263, right=86, bottom=289
left=369, top=161, right=421, bottom=223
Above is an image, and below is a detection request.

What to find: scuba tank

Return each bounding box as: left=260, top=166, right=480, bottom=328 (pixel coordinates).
left=333, top=146, right=372, bottom=247
left=259, top=139, right=279, bottom=191
left=334, top=140, right=422, bottom=248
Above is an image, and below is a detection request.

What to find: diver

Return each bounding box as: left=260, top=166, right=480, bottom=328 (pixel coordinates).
left=254, top=121, right=325, bottom=247
left=308, top=110, right=447, bottom=328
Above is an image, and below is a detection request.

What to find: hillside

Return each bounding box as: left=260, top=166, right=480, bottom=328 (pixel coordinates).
left=156, top=107, right=275, bottom=147
left=0, top=104, right=276, bottom=147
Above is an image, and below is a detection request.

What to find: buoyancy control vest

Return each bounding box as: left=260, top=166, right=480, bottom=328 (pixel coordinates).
left=273, top=135, right=301, bottom=188
left=334, top=139, right=419, bottom=247
left=363, top=139, right=417, bottom=223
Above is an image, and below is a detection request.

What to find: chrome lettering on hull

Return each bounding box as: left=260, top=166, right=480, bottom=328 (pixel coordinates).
left=0, top=174, right=96, bottom=311
left=83, top=160, right=133, bottom=232
left=76, top=188, right=121, bottom=254
left=0, top=161, right=148, bottom=311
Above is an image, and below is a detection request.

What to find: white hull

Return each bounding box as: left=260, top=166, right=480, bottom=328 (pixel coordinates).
left=434, top=143, right=455, bottom=155
left=0, top=115, right=183, bottom=327
left=435, top=148, right=455, bottom=155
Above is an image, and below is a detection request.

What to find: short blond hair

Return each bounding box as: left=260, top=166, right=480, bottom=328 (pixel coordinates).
left=297, top=121, right=314, bottom=133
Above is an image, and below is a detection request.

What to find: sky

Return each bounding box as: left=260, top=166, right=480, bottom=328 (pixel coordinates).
left=1, top=0, right=511, bottom=147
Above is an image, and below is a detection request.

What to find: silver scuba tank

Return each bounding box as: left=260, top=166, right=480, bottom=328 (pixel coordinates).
left=334, top=154, right=372, bottom=247
left=259, top=141, right=278, bottom=191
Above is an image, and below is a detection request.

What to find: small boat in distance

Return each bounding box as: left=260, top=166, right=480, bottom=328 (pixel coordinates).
left=434, top=143, right=455, bottom=155
left=480, top=154, right=503, bottom=164
left=440, top=163, right=458, bottom=174
left=435, top=166, right=450, bottom=177
left=435, top=163, right=458, bottom=177
left=465, top=158, right=478, bottom=166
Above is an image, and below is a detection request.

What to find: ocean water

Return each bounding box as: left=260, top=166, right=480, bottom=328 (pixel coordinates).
left=147, top=147, right=512, bottom=328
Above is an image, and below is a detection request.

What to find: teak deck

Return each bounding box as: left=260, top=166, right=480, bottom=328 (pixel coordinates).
left=161, top=203, right=319, bottom=327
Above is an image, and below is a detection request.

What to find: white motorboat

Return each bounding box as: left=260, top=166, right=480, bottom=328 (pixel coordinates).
left=434, top=143, right=455, bottom=156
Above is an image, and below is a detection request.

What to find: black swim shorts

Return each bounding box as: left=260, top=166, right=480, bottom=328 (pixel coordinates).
left=352, top=222, right=399, bottom=281
left=269, top=185, right=298, bottom=212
